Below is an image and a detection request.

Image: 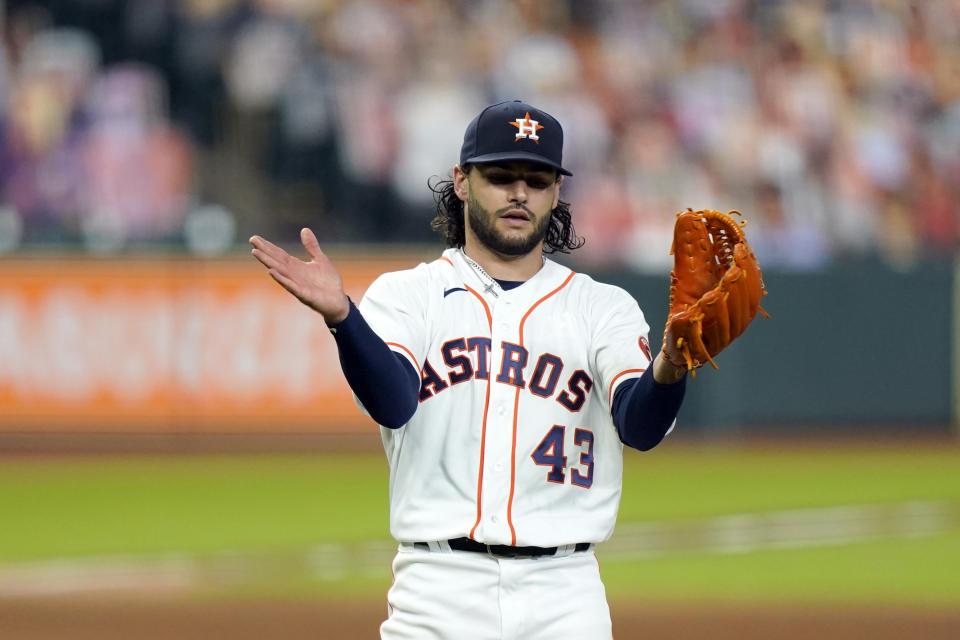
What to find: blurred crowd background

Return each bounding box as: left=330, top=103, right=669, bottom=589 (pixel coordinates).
left=0, top=0, right=958, bottom=271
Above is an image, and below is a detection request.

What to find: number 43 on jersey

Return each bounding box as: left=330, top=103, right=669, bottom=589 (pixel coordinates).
left=531, top=425, right=594, bottom=488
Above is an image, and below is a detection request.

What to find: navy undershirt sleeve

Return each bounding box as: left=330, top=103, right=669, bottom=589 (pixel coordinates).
left=612, top=366, right=686, bottom=451
left=328, top=300, right=419, bottom=429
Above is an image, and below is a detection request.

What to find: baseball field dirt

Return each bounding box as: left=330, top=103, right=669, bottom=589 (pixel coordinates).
left=1, top=595, right=958, bottom=639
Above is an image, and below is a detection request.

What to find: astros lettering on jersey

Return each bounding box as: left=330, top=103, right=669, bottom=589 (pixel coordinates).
left=358, top=247, right=657, bottom=548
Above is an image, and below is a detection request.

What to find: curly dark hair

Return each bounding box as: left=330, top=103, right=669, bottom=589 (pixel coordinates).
left=428, top=166, right=584, bottom=254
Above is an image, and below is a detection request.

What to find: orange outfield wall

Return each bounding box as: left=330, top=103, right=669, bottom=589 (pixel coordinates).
left=0, top=253, right=432, bottom=432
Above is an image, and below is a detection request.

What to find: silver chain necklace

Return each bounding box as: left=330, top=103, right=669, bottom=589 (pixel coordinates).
left=459, top=249, right=501, bottom=297
left=458, top=248, right=546, bottom=298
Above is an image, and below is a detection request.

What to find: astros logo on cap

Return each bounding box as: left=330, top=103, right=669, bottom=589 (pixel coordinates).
left=510, top=112, right=544, bottom=143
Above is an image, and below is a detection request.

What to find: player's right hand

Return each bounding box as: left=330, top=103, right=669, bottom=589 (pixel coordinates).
left=249, top=228, right=351, bottom=325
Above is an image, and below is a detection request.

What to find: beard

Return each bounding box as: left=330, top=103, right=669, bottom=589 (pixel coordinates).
left=466, top=192, right=551, bottom=257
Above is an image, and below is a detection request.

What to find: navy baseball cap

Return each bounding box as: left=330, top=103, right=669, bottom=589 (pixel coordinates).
left=459, top=100, right=572, bottom=176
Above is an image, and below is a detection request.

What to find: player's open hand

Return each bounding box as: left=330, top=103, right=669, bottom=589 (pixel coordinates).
left=249, top=228, right=350, bottom=324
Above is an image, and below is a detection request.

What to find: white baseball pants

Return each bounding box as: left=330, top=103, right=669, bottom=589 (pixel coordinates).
left=380, top=543, right=612, bottom=639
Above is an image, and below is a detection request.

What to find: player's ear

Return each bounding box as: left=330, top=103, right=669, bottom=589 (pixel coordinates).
left=551, top=174, right=563, bottom=209
left=453, top=165, right=469, bottom=202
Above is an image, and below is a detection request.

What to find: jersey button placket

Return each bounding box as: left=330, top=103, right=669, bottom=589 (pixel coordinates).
left=497, top=294, right=513, bottom=330
left=482, top=301, right=518, bottom=543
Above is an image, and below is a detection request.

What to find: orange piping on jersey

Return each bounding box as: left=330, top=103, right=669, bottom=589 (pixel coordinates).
left=608, top=368, right=646, bottom=407
left=386, top=342, right=421, bottom=373
left=468, top=368, right=493, bottom=540
left=438, top=255, right=454, bottom=267
left=466, top=284, right=493, bottom=539
left=464, top=285, right=493, bottom=330
left=506, top=270, right=576, bottom=546
left=505, top=385, right=522, bottom=544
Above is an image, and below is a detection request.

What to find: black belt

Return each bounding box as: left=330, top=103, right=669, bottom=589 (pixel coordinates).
left=414, top=537, right=591, bottom=558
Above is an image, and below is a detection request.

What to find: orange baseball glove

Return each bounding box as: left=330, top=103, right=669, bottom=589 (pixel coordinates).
left=662, top=209, right=768, bottom=373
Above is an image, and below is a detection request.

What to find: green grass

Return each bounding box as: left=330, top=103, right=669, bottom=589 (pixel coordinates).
left=1, top=442, right=958, bottom=606
left=617, top=443, right=960, bottom=521
left=602, top=531, right=960, bottom=607
left=0, top=455, right=390, bottom=559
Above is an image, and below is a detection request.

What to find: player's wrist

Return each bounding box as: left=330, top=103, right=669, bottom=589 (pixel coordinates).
left=653, top=352, right=687, bottom=384
left=323, top=295, right=352, bottom=326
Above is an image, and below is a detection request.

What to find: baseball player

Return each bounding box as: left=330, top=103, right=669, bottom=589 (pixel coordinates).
left=250, top=100, right=689, bottom=639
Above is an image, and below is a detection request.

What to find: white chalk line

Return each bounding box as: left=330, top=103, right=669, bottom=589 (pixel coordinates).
left=604, top=499, right=957, bottom=560
left=0, top=500, right=956, bottom=597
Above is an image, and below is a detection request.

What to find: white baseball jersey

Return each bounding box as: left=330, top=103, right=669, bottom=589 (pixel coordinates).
left=358, top=247, right=655, bottom=547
